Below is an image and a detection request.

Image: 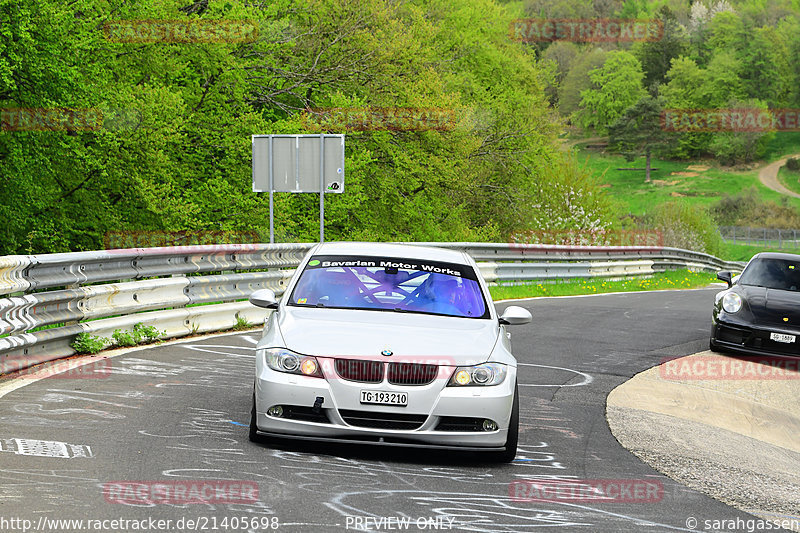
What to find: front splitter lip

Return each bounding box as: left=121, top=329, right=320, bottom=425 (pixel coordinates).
left=713, top=320, right=800, bottom=358
left=253, top=429, right=505, bottom=452
left=712, top=338, right=800, bottom=359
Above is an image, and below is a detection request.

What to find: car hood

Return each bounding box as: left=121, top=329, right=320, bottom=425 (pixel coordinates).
left=276, top=307, right=499, bottom=365
left=738, top=285, right=800, bottom=326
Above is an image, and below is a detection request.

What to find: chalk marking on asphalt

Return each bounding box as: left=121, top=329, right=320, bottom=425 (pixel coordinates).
left=0, top=330, right=254, bottom=400
left=517, top=363, right=593, bottom=388
left=181, top=345, right=255, bottom=358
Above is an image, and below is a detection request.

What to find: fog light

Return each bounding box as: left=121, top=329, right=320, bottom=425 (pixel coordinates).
left=482, top=419, right=497, bottom=431
left=267, top=405, right=283, bottom=417
left=301, top=358, right=318, bottom=375
left=454, top=370, right=471, bottom=385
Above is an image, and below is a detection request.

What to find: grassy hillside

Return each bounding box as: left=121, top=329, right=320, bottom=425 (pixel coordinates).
left=578, top=144, right=800, bottom=217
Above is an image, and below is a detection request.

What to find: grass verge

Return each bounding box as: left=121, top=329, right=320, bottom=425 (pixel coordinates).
left=577, top=147, right=800, bottom=216
left=778, top=166, right=800, bottom=196
left=719, top=241, right=800, bottom=262
left=489, top=269, right=719, bottom=300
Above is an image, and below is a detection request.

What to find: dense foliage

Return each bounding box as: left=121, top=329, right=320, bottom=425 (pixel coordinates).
left=4, top=0, right=800, bottom=255
left=0, top=0, right=618, bottom=254
left=538, top=0, right=800, bottom=164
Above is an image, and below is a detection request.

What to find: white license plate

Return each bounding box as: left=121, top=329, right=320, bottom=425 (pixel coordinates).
left=770, top=332, right=796, bottom=344
left=360, top=390, right=408, bottom=406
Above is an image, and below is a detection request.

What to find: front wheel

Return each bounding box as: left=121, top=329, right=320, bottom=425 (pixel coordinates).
left=249, top=391, right=261, bottom=443
left=709, top=325, right=721, bottom=353
left=488, top=383, right=519, bottom=463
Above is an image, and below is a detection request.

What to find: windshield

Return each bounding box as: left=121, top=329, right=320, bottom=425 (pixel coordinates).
left=288, top=255, right=490, bottom=319
left=738, top=258, right=800, bottom=291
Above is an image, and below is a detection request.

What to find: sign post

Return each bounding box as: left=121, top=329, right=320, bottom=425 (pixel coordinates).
left=252, top=134, right=345, bottom=242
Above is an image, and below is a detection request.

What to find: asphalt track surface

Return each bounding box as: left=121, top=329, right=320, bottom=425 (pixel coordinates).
left=0, top=288, right=783, bottom=532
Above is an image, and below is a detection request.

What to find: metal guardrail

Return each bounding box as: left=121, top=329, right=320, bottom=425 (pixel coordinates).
left=0, top=242, right=745, bottom=377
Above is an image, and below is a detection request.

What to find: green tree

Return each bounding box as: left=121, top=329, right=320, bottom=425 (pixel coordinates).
left=708, top=98, right=774, bottom=165
left=558, top=48, right=608, bottom=117
left=1, top=0, right=612, bottom=253
left=578, top=51, right=646, bottom=133
left=608, top=95, right=675, bottom=182
left=740, top=26, right=790, bottom=106
left=541, top=41, right=579, bottom=105
left=633, top=6, right=687, bottom=89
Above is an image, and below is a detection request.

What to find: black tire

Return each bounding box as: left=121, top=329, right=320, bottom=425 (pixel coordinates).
left=489, top=382, right=519, bottom=463
left=249, top=391, right=261, bottom=443
left=709, top=337, right=720, bottom=352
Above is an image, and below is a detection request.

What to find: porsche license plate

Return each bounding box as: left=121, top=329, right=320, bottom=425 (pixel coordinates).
left=360, top=390, right=408, bottom=406
left=770, top=332, right=796, bottom=344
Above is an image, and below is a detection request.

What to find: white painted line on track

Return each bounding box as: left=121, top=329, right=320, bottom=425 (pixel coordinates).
left=517, top=363, right=593, bottom=388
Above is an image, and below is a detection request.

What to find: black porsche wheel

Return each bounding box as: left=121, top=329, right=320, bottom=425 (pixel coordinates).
left=489, top=382, right=519, bottom=463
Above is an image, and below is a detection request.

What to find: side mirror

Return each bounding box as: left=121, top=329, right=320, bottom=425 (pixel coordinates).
left=499, top=306, right=532, bottom=326
left=249, top=289, right=279, bottom=309
left=717, top=271, right=732, bottom=288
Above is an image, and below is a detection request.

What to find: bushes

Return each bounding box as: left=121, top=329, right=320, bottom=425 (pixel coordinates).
left=787, top=158, right=800, bottom=172
left=651, top=201, right=722, bottom=256
left=71, top=333, right=109, bottom=355
left=709, top=187, right=800, bottom=228
left=71, top=323, right=164, bottom=354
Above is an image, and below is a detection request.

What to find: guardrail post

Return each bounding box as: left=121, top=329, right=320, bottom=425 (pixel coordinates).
left=65, top=282, right=80, bottom=326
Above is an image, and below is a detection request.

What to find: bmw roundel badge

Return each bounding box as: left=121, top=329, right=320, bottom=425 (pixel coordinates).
left=381, top=349, right=393, bottom=357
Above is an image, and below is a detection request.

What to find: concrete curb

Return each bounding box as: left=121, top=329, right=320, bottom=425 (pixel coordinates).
left=608, top=351, right=800, bottom=454
left=607, top=351, right=800, bottom=530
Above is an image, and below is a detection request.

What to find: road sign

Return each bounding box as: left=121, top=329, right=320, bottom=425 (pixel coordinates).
left=252, top=134, right=345, bottom=243
left=252, top=134, right=344, bottom=193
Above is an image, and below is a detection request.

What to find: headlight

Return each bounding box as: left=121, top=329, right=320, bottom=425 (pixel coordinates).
left=722, top=292, right=743, bottom=313
left=447, top=363, right=507, bottom=387
left=263, top=348, right=323, bottom=378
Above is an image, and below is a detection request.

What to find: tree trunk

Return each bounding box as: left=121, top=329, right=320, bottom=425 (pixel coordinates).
left=645, top=150, right=651, bottom=183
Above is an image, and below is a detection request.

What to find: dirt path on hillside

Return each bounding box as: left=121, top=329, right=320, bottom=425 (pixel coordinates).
left=564, top=139, right=800, bottom=198
left=758, top=154, right=800, bottom=199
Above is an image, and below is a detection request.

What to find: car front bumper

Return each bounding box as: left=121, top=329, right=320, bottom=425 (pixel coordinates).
left=254, top=362, right=516, bottom=449
left=712, top=319, right=800, bottom=357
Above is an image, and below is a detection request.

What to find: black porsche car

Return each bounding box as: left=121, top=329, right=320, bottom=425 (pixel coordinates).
left=711, top=252, right=800, bottom=356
